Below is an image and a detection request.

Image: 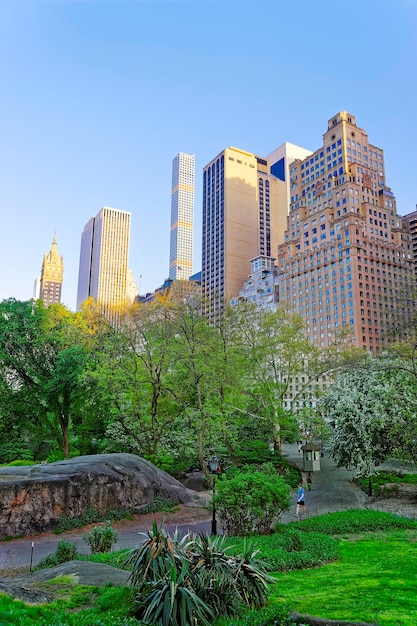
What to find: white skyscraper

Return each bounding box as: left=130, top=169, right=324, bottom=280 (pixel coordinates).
left=169, top=152, right=195, bottom=281
left=76, top=206, right=131, bottom=317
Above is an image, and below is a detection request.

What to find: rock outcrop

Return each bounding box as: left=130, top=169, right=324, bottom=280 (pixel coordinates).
left=0, top=560, right=130, bottom=604
left=0, top=454, right=196, bottom=538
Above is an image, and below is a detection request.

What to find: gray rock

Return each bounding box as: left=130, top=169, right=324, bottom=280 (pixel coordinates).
left=0, top=454, right=195, bottom=538
left=29, top=559, right=130, bottom=586
left=0, top=560, right=131, bottom=604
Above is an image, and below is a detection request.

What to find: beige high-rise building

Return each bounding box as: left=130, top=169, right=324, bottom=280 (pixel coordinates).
left=39, top=233, right=64, bottom=306
left=277, top=111, right=414, bottom=352
left=76, top=207, right=131, bottom=318
left=201, top=147, right=287, bottom=317
left=170, top=152, right=195, bottom=281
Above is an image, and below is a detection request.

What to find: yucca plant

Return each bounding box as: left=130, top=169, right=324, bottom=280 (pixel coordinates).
left=134, top=560, right=213, bottom=626
left=188, top=533, right=243, bottom=616
left=124, top=521, right=192, bottom=590
left=190, top=534, right=274, bottom=613
left=124, top=524, right=274, bottom=623
left=232, top=540, right=275, bottom=608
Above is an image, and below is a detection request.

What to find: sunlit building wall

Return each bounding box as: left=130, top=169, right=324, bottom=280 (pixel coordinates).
left=169, top=152, right=195, bottom=281
left=39, top=233, right=64, bottom=306
left=202, top=147, right=287, bottom=318
left=76, top=207, right=131, bottom=317
left=277, top=111, right=414, bottom=352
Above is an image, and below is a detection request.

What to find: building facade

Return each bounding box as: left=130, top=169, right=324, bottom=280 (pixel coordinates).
left=169, top=152, right=195, bottom=281
left=401, top=207, right=417, bottom=271
left=76, top=206, right=131, bottom=317
left=39, top=233, right=64, bottom=306
left=277, top=111, right=414, bottom=351
left=201, top=146, right=287, bottom=317
left=268, top=142, right=313, bottom=213
left=230, top=255, right=279, bottom=310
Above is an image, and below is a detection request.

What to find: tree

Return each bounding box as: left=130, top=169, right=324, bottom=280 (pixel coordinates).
left=229, top=302, right=316, bottom=449
left=0, top=299, right=89, bottom=459
left=169, top=298, right=226, bottom=483
left=317, top=355, right=417, bottom=491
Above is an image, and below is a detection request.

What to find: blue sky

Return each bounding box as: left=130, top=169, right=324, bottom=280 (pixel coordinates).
left=0, top=0, right=416, bottom=310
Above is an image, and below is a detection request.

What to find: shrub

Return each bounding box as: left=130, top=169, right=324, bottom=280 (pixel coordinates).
left=124, top=523, right=274, bottom=624
left=83, top=521, right=118, bottom=554
left=36, top=539, right=79, bottom=569
left=294, top=509, right=417, bottom=535
left=215, top=464, right=291, bottom=536
left=134, top=561, right=214, bottom=626
left=356, top=470, right=417, bottom=495
left=139, top=495, right=179, bottom=514
left=226, top=528, right=339, bottom=572
left=55, top=506, right=133, bottom=533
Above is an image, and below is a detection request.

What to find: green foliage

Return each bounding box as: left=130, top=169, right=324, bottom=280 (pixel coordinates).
left=226, top=528, right=338, bottom=572
left=0, top=459, right=36, bottom=467
left=0, top=586, right=141, bottom=625
left=138, top=495, right=179, bottom=514
left=36, top=539, right=79, bottom=569
left=215, top=464, right=291, bottom=535
left=294, top=509, right=417, bottom=535
left=55, top=506, right=133, bottom=533
left=356, top=470, right=417, bottom=495
left=124, top=523, right=274, bottom=624
left=135, top=561, right=214, bottom=626
left=83, top=521, right=118, bottom=554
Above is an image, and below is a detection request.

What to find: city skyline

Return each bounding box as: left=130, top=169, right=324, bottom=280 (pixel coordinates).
left=0, top=1, right=416, bottom=310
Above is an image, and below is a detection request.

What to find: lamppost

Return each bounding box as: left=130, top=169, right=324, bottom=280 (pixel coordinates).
left=208, top=454, right=219, bottom=535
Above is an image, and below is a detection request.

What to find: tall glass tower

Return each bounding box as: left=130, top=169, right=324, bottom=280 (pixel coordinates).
left=76, top=206, right=131, bottom=318
left=169, top=152, right=195, bottom=281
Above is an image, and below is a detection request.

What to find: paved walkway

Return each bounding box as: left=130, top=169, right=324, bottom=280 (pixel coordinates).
left=1, top=445, right=415, bottom=572
left=280, top=443, right=367, bottom=522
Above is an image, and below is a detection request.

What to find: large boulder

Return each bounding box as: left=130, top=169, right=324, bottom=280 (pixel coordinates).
left=0, top=453, right=196, bottom=538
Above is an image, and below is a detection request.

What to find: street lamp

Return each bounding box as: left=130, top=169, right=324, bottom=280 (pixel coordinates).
left=208, top=454, right=219, bottom=535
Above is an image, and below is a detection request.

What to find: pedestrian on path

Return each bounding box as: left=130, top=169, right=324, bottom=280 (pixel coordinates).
left=306, top=472, right=312, bottom=491
left=295, top=482, right=307, bottom=518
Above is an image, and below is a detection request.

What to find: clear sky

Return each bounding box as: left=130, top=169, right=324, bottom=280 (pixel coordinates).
left=1, top=0, right=416, bottom=311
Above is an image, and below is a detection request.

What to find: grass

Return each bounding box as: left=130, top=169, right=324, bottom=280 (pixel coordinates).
left=271, top=529, right=417, bottom=626
left=0, top=586, right=140, bottom=625
left=2, top=511, right=417, bottom=625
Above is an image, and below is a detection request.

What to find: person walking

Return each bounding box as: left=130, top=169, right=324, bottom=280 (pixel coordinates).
left=295, top=482, right=307, bottom=518
left=306, top=472, right=312, bottom=491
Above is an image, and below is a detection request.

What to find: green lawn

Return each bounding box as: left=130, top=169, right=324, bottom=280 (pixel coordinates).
left=271, top=529, right=417, bottom=626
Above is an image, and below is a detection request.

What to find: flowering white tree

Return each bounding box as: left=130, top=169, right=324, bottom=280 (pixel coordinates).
left=318, top=354, right=417, bottom=492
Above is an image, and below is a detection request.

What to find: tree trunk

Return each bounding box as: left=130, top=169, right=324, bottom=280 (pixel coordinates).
left=274, top=404, right=281, bottom=450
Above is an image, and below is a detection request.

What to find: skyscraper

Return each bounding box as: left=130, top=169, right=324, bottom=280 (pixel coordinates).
left=267, top=142, right=313, bottom=213
left=277, top=111, right=414, bottom=351
left=169, top=152, right=195, bottom=281
left=201, top=147, right=287, bottom=317
left=39, top=233, right=64, bottom=306
left=76, top=206, right=131, bottom=317
left=401, top=207, right=417, bottom=272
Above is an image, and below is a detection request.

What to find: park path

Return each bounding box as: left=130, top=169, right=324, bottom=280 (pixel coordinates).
left=1, top=444, right=415, bottom=572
